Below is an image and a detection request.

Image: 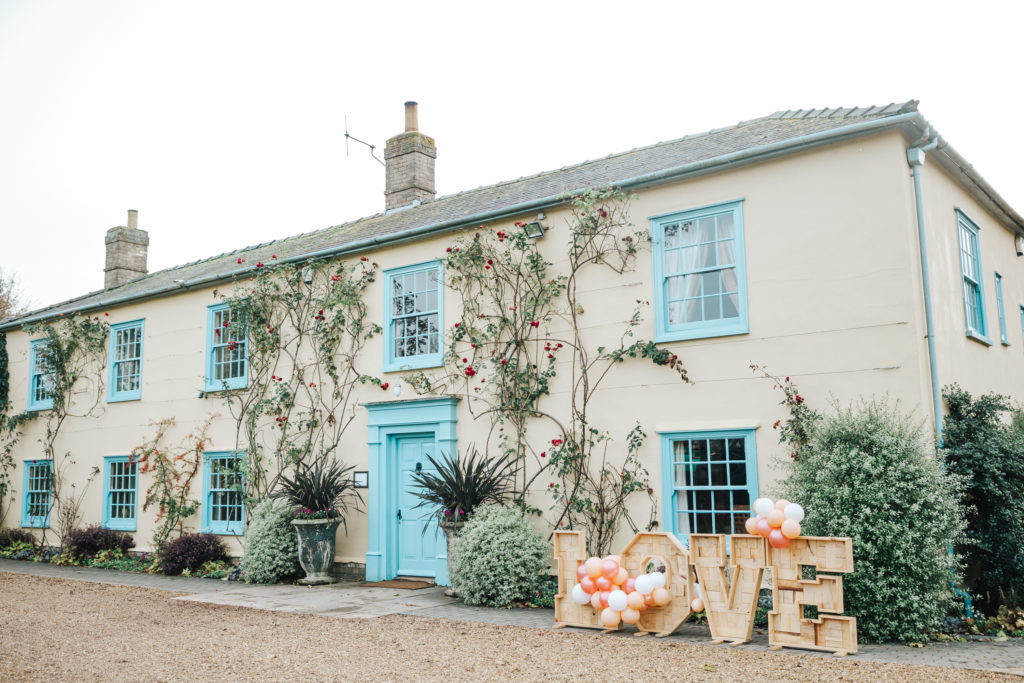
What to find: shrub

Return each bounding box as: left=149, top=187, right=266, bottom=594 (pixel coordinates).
left=450, top=504, right=549, bottom=607
left=0, top=527, right=35, bottom=548
left=781, top=397, right=965, bottom=642
left=242, top=499, right=301, bottom=584
left=66, top=524, right=135, bottom=558
left=160, top=533, right=228, bottom=576
left=942, top=385, right=1024, bottom=610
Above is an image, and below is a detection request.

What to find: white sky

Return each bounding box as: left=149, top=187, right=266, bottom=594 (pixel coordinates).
left=1, top=0, right=1022, bottom=310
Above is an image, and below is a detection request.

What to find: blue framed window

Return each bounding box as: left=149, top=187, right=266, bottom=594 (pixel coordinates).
left=27, top=340, right=55, bottom=411
left=994, top=273, right=1009, bottom=346
left=205, top=303, right=247, bottom=391
left=383, top=261, right=443, bottom=372
left=956, top=211, right=990, bottom=344
left=651, top=201, right=748, bottom=342
left=108, top=320, right=144, bottom=402
left=202, top=452, right=244, bottom=534
left=21, top=460, right=52, bottom=528
left=660, top=430, right=758, bottom=545
left=102, top=456, right=137, bottom=531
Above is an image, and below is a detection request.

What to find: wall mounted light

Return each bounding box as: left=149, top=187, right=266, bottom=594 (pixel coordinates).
left=524, top=213, right=547, bottom=239
left=1016, top=234, right=1023, bottom=257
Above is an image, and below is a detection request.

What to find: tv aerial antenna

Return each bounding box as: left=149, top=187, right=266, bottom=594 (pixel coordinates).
left=344, top=115, right=385, bottom=167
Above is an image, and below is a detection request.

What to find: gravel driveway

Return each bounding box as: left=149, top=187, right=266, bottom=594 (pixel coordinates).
left=0, top=573, right=1014, bottom=682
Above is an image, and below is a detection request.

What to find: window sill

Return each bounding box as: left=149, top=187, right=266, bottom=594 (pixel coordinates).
left=382, top=355, right=444, bottom=374
left=655, top=321, right=749, bottom=343
left=201, top=526, right=244, bottom=536
left=20, top=521, right=48, bottom=529
left=202, top=381, right=249, bottom=394
left=107, top=394, right=142, bottom=404
left=26, top=404, right=53, bottom=413
left=966, top=330, right=993, bottom=347
left=103, top=521, right=137, bottom=532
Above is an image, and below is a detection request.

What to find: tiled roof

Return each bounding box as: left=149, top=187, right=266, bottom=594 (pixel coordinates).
left=5, top=100, right=1015, bottom=328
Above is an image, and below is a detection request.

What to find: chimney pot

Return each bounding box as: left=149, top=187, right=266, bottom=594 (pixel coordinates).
left=127, top=209, right=138, bottom=230
left=404, top=101, right=418, bottom=132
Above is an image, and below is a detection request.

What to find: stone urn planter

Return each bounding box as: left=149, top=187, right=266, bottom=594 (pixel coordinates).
left=292, top=517, right=341, bottom=585
left=440, top=520, right=461, bottom=597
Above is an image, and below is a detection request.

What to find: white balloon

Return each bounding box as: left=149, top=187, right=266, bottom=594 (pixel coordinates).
left=753, top=497, right=774, bottom=517
left=608, top=589, right=628, bottom=612
left=650, top=571, right=666, bottom=590
left=571, top=583, right=590, bottom=605
left=694, top=582, right=702, bottom=597
left=635, top=574, right=655, bottom=596
left=784, top=502, right=805, bottom=522
left=691, top=598, right=705, bottom=612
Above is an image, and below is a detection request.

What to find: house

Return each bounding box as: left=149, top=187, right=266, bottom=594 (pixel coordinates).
left=1, top=101, right=1022, bottom=585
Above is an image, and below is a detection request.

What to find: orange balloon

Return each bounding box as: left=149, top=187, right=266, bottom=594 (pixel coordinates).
left=599, top=591, right=611, bottom=608
left=579, top=576, right=596, bottom=594
left=744, top=516, right=758, bottom=535
left=601, top=559, right=619, bottom=581
left=600, top=607, right=621, bottom=628
left=774, top=499, right=790, bottom=510
left=620, top=607, right=641, bottom=625
left=590, top=592, right=602, bottom=610
left=755, top=518, right=772, bottom=537
left=652, top=587, right=671, bottom=607
left=624, top=578, right=636, bottom=594
left=768, top=529, right=789, bottom=549
left=644, top=594, right=655, bottom=607
left=767, top=508, right=786, bottom=528
left=585, top=557, right=602, bottom=579
left=613, top=568, right=629, bottom=585
left=595, top=576, right=612, bottom=592
left=576, top=564, right=588, bottom=582
left=781, top=519, right=801, bottom=539
left=626, top=591, right=645, bottom=610
left=602, top=554, right=621, bottom=565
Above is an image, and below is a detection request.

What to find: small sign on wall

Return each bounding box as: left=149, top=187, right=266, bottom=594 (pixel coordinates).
left=353, top=471, right=368, bottom=488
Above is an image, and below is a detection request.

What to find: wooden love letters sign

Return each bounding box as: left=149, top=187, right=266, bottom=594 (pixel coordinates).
left=554, top=531, right=857, bottom=656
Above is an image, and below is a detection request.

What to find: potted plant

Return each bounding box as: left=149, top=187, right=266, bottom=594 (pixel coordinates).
left=272, top=458, right=362, bottom=585
left=409, top=446, right=517, bottom=593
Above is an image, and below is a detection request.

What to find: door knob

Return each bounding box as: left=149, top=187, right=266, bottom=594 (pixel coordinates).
left=416, top=462, right=422, bottom=472
left=397, top=509, right=402, bottom=521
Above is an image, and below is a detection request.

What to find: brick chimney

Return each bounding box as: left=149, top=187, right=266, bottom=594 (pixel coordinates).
left=104, top=209, right=149, bottom=288
left=384, top=101, right=436, bottom=211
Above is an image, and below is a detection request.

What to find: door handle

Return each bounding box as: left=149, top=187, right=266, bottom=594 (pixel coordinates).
left=397, top=509, right=402, bottom=522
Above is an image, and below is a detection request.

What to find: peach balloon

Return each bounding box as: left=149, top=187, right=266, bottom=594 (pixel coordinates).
left=755, top=518, right=772, bottom=537
left=781, top=519, right=801, bottom=539
left=690, top=598, right=704, bottom=612
left=601, top=559, right=619, bottom=581
left=585, top=557, right=602, bottom=579
left=614, top=568, right=629, bottom=585
left=600, top=608, right=621, bottom=628
left=624, top=578, right=637, bottom=594
left=595, top=576, right=612, bottom=592
left=602, top=555, right=621, bottom=565
left=767, top=508, right=786, bottom=528
left=590, top=592, right=602, bottom=609
left=744, top=516, right=758, bottom=535
left=626, top=591, right=645, bottom=610
left=599, top=591, right=611, bottom=609
left=774, top=499, right=790, bottom=510
left=652, top=587, right=671, bottom=607
left=768, top=528, right=790, bottom=549
left=579, top=576, right=596, bottom=594
left=620, top=608, right=641, bottom=625
left=576, top=564, right=588, bottom=582
left=644, top=594, right=655, bottom=607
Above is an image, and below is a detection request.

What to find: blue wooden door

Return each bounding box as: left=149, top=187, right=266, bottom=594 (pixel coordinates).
left=395, top=434, right=441, bottom=577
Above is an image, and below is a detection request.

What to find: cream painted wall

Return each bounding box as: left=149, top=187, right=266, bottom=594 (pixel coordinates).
left=8, top=128, right=1002, bottom=568
left=915, top=157, right=1024, bottom=402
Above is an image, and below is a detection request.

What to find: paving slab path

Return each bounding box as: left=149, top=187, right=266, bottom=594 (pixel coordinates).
left=3, top=558, right=1022, bottom=677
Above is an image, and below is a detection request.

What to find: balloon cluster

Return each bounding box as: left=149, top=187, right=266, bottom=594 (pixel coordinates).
left=744, top=498, right=805, bottom=548
left=569, top=556, right=672, bottom=628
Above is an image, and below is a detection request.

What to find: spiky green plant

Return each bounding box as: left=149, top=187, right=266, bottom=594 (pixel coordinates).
left=271, top=459, right=362, bottom=529
left=409, top=446, right=517, bottom=528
